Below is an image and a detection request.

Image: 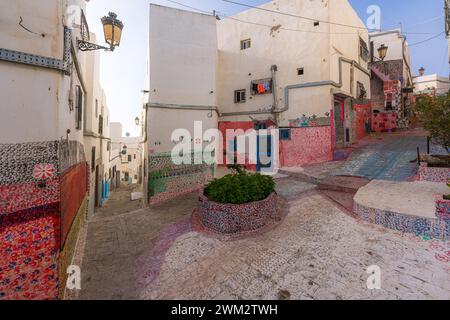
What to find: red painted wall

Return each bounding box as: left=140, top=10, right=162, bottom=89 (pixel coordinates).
left=280, top=126, right=333, bottom=167
left=60, top=162, right=88, bottom=249
left=354, top=104, right=371, bottom=141
left=0, top=204, right=60, bottom=300
left=372, top=112, right=397, bottom=132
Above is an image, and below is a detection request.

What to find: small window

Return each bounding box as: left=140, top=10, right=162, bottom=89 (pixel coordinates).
left=75, top=86, right=83, bottom=130
left=359, top=38, right=369, bottom=62
left=128, top=155, right=132, bottom=162
left=297, top=68, right=304, bottom=76
left=134, top=154, right=136, bottom=160
left=280, top=128, right=291, bottom=141
left=251, top=79, right=273, bottom=95
left=314, top=21, right=320, bottom=27
left=98, top=115, right=103, bottom=135
left=91, top=146, right=96, bottom=171
left=240, top=39, right=251, bottom=50
left=95, top=99, right=98, bottom=118
left=234, top=89, right=246, bottom=103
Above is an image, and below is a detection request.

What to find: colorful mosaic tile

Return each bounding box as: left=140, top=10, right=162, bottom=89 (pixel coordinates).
left=354, top=202, right=450, bottom=240
left=418, top=163, right=450, bottom=183
left=196, top=192, right=278, bottom=234
left=0, top=204, right=60, bottom=300
left=435, top=196, right=450, bottom=220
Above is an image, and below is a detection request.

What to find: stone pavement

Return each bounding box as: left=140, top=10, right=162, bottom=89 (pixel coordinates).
left=75, top=178, right=450, bottom=300
left=76, top=191, right=198, bottom=299
left=139, top=192, right=450, bottom=300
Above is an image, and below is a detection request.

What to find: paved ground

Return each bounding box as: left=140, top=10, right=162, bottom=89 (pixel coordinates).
left=330, top=133, right=427, bottom=181
left=139, top=192, right=449, bottom=300
left=76, top=182, right=450, bottom=300
left=74, top=130, right=450, bottom=300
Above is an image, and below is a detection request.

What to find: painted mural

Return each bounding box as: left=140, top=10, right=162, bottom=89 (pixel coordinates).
left=0, top=140, right=88, bottom=300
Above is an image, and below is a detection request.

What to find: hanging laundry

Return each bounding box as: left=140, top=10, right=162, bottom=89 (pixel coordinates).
left=257, top=83, right=266, bottom=94
left=263, top=80, right=271, bottom=92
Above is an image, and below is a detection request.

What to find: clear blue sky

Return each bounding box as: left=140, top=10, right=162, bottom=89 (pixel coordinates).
left=86, top=0, right=447, bottom=136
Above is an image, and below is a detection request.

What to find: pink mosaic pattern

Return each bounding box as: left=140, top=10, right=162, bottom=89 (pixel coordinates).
left=196, top=192, right=278, bottom=234
left=33, top=164, right=56, bottom=180
left=0, top=178, right=60, bottom=215
left=0, top=205, right=60, bottom=300
left=280, top=126, right=333, bottom=167
left=435, top=196, right=450, bottom=220
left=418, top=163, right=450, bottom=183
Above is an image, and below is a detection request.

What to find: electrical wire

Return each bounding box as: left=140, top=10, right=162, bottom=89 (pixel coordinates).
left=409, top=31, right=445, bottom=47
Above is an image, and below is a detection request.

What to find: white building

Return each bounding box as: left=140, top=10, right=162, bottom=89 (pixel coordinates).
left=413, top=73, right=450, bottom=96
left=110, top=122, right=143, bottom=186
left=145, top=0, right=372, bottom=204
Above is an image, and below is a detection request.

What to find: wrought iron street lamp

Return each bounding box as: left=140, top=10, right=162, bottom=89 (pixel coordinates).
left=78, top=12, right=124, bottom=52
left=377, top=44, right=388, bottom=61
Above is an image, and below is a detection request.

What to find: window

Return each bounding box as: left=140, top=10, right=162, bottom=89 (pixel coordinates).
left=251, top=79, right=273, bottom=95
left=91, top=146, right=96, bottom=171
left=128, top=155, right=132, bottom=162
left=297, top=68, right=304, bottom=76
left=240, top=39, right=251, bottom=50
left=95, top=99, right=98, bottom=117
left=134, top=154, right=136, bottom=160
left=280, top=128, right=292, bottom=141
left=75, top=86, right=83, bottom=130
left=98, top=115, right=103, bottom=135
left=234, top=89, right=246, bottom=103
left=359, top=38, right=369, bottom=62
left=357, top=82, right=367, bottom=99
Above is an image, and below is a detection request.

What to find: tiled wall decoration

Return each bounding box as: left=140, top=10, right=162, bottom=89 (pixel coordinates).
left=418, top=163, right=450, bottom=183
left=196, top=192, right=278, bottom=234
left=148, top=153, right=214, bottom=205
left=0, top=140, right=88, bottom=300
left=0, top=204, right=60, bottom=300
left=371, top=112, right=397, bottom=133
left=279, top=126, right=333, bottom=167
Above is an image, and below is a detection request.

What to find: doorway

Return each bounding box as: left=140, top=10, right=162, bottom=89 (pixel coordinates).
left=334, top=100, right=345, bottom=149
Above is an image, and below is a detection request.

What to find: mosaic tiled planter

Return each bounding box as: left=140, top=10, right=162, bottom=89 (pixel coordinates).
left=354, top=202, right=450, bottom=241
left=435, top=195, right=450, bottom=220
left=418, top=163, right=450, bottom=183
left=196, top=192, right=278, bottom=234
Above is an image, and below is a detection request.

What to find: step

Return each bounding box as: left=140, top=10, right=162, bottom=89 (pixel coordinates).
left=317, top=176, right=371, bottom=193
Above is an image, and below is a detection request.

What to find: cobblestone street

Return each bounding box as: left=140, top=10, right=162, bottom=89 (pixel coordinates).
left=76, top=173, right=450, bottom=300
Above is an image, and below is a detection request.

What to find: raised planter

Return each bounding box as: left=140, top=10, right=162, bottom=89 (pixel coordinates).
left=196, top=192, right=278, bottom=234
left=435, top=195, right=450, bottom=220
left=418, top=163, right=450, bottom=183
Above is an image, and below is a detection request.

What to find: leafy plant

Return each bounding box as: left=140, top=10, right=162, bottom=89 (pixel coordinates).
left=444, top=182, right=450, bottom=201
left=415, top=94, right=450, bottom=153
left=204, top=171, right=275, bottom=204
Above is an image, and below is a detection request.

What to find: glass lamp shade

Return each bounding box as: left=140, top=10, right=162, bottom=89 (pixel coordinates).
left=101, top=12, right=124, bottom=49
left=377, top=44, right=388, bottom=61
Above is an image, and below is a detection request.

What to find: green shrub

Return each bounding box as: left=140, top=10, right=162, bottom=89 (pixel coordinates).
left=204, top=172, right=275, bottom=204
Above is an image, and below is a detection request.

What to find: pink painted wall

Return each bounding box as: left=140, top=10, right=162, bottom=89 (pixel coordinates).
left=280, top=126, right=333, bottom=167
